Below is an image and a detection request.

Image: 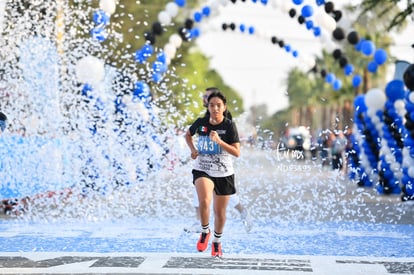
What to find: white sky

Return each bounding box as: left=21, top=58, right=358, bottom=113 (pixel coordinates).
left=195, top=1, right=414, bottom=115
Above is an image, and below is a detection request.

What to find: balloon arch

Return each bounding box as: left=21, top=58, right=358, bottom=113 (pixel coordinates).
left=0, top=0, right=414, bottom=216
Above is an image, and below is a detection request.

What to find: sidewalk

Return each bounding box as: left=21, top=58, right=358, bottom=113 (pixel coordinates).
left=0, top=252, right=414, bottom=274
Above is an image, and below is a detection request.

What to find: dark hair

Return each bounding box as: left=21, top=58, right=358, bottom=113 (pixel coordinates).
left=207, top=90, right=227, bottom=105
left=205, top=87, right=220, bottom=94
left=0, top=112, right=7, bottom=121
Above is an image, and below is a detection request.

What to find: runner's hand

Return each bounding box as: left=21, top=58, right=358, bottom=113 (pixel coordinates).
left=190, top=149, right=198, bottom=159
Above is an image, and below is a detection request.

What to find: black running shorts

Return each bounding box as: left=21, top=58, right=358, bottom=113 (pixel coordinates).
left=192, top=169, right=236, bottom=196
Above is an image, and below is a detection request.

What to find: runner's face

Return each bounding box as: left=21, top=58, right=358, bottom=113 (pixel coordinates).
left=208, top=96, right=226, bottom=121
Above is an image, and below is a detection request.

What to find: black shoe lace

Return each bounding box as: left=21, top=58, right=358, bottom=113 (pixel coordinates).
left=200, top=232, right=207, bottom=243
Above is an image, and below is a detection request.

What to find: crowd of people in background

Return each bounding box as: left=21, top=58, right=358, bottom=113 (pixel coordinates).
left=314, top=129, right=352, bottom=173
left=276, top=126, right=355, bottom=174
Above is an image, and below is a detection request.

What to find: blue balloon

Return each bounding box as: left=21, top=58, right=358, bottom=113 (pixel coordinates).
left=156, top=52, right=167, bottom=63
left=133, top=81, right=151, bottom=100
left=402, top=174, right=411, bottom=185
left=152, top=61, right=164, bottom=73
left=376, top=109, right=383, bottom=118
left=383, top=169, right=393, bottom=180
left=361, top=40, right=375, bottom=56
left=384, top=101, right=394, bottom=110
left=406, top=101, right=414, bottom=113
left=301, top=5, right=314, bottom=17
left=344, top=64, right=354, bottom=75
left=190, top=28, right=200, bottom=38
left=325, top=73, right=335, bottom=83
left=405, top=136, right=414, bottom=147
left=82, top=84, right=93, bottom=98
left=292, top=0, right=304, bottom=5
left=248, top=26, right=255, bottom=34
left=152, top=72, right=163, bottom=83
left=175, top=0, right=186, bottom=7
left=333, top=79, right=342, bottom=90
left=93, top=10, right=110, bottom=26
left=292, top=50, right=298, bottom=57
left=352, top=74, right=362, bottom=87
left=316, top=0, right=325, bottom=5
left=239, top=24, right=246, bottom=32
left=374, top=48, right=387, bottom=65
left=405, top=184, right=414, bottom=196
left=367, top=61, right=378, bottom=73
left=284, top=45, right=291, bottom=52
left=355, top=39, right=365, bottom=52
left=134, top=50, right=145, bottom=63
left=90, top=27, right=107, bottom=42
left=261, top=0, right=268, bottom=4
left=385, top=80, right=405, bottom=101
left=305, top=20, right=314, bottom=30
left=313, top=26, right=321, bottom=37
left=193, top=11, right=202, bottom=22
left=202, top=6, right=211, bottom=17
left=141, top=44, right=154, bottom=58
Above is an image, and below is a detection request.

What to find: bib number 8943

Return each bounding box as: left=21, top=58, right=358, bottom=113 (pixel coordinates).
left=197, top=136, right=221, bottom=154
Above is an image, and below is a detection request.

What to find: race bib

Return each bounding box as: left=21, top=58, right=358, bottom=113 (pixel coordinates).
left=197, top=135, right=221, bottom=154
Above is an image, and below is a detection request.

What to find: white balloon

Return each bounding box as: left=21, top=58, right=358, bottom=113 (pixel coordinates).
left=408, top=166, right=414, bottom=178
left=158, top=11, right=172, bottom=25
left=314, top=12, right=325, bottom=27
left=219, top=0, right=228, bottom=6
left=304, top=56, right=316, bottom=70
left=370, top=114, right=380, bottom=124
left=164, top=43, right=176, bottom=59
left=208, top=2, right=220, bottom=17
left=165, top=2, right=179, bottom=17
left=76, top=55, right=105, bottom=86
left=319, top=31, right=330, bottom=44
left=390, top=162, right=400, bottom=172
left=394, top=99, right=405, bottom=110
left=271, top=0, right=281, bottom=10
left=255, top=28, right=265, bottom=38
left=281, top=1, right=292, bottom=12
left=208, top=0, right=220, bottom=11
left=365, top=88, right=386, bottom=111
left=165, top=56, right=171, bottom=65
left=169, top=33, right=182, bottom=48
left=395, top=170, right=403, bottom=180
left=316, top=11, right=336, bottom=32
left=402, top=147, right=410, bottom=158
left=385, top=153, right=394, bottom=163
left=99, top=0, right=116, bottom=15
left=409, top=92, right=414, bottom=103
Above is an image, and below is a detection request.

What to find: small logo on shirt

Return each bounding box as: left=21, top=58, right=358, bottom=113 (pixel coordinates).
left=199, top=126, right=208, bottom=133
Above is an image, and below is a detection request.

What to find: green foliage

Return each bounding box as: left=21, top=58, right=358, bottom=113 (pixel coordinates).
left=260, top=108, right=291, bottom=137
left=358, top=0, right=412, bottom=31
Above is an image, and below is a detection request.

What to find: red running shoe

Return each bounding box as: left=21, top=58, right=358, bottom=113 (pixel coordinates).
left=211, top=242, right=222, bottom=257
left=196, top=230, right=211, bottom=252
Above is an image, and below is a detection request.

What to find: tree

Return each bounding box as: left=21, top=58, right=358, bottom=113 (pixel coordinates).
left=358, top=0, right=412, bottom=31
